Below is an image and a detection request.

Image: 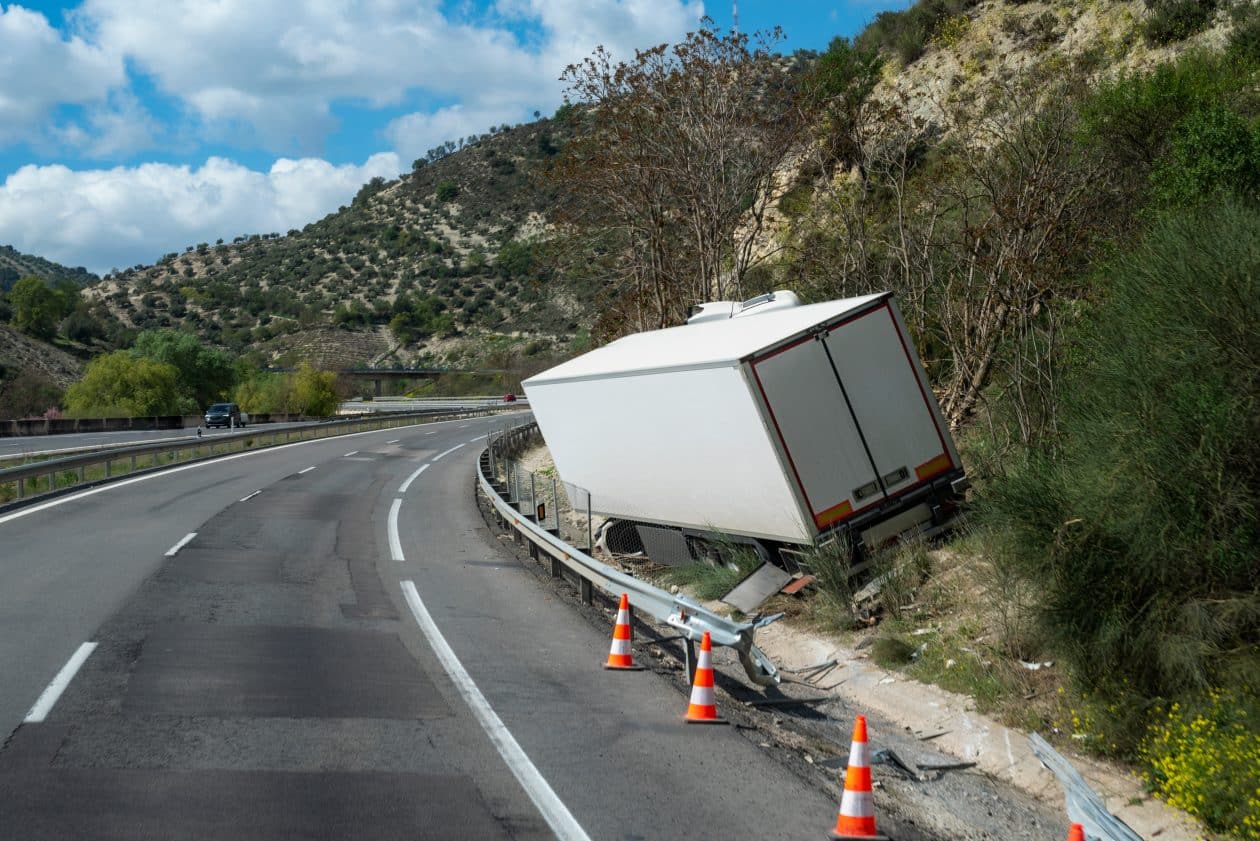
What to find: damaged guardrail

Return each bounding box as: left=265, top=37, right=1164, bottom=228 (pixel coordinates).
left=478, top=423, right=781, bottom=686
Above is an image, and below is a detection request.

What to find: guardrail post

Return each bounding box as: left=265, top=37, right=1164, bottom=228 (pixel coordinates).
left=529, top=474, right=537, bottom=521
left=47, top=471, right=54, bottom=491
left=17, top=477, right=24, bottom=499
left=551, top=477, right=559, bottom=533
left=130, top=454, right=137, bottom=472
left=78, top=465, right=85, bottom=483
left=580, top=576, right=593, bottom=604
left=105, top=459, right=111, bottom=478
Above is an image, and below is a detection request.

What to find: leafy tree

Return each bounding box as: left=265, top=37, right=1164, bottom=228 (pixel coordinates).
left=9, top=276, right=59, bottom=339
left=131, top=329, right=236, bottom=408
left=292, top=362, right=340, bottom=416
left=64, top=352, right=192, bottom=417
left=0, top=370, right=62, bottom=418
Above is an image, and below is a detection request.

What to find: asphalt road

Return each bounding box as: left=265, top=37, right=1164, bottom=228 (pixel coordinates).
left=0, top=412, right=874, bottom=839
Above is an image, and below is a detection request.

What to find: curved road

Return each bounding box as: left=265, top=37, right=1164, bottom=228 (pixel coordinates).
left=0, top=413, right=875, bottom=839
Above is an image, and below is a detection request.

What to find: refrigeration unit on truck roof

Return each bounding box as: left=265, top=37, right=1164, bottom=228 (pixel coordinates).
left=522, top=291, right=966, bottom=555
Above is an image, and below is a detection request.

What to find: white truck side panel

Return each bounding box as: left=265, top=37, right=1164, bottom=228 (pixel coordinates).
left=749, top=339, right=882, bottom=529
left=824, top=303, right=957, bottom=494
left=524, top=365, right=814, bottom=543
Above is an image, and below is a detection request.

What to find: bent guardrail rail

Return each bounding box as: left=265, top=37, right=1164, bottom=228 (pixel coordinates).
left=477, top=423, right=780, bottom=687
left=1029, top=733, right=1144, bottom=841
left=0, top=406, right=512, bottom=507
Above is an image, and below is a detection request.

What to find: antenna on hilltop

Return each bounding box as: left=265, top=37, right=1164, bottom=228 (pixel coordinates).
left=732, top=1, right=739, bottom=35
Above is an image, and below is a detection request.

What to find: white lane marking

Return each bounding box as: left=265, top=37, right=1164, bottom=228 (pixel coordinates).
left=239, top=490, right=262, bottom=503
left=0, top=421, right=441, bottom=527
left=398, top=463, right=429, bottom=494
left=386, top=439, right=400, bottom=444
left=432, top=443, right=466, bottom=461
left=298, top=466, right=316, bottom=475
left=25, top=642, right=98, bottom=723
left=424, top=431, right=437, bottom=435
left=459, top=424, right=469, bottom=428
left=388, top=498, right=404, bottom=562
left=164, top=532, right=197, bottom=556
left=344, top=451, right=358, bottom=457
left=400, top=581, right=591, bottom=841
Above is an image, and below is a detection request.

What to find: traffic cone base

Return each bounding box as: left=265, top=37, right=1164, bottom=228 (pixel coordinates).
left=1067, top=824, right=1085, bottom=841
left=683, top=631, right=728, bottom=725
left=604, top=593, right=644, bottom=671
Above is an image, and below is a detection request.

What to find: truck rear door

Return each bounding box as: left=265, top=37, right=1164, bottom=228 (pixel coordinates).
left=749, top=338, right=884, bottom=531
left=822, top=302, right=956, bottom=500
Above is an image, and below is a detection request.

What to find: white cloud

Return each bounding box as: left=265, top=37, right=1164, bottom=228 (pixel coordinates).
left=0, top=4, right=123, bottom=145
left=0, top=153, right=401, bottom=275
left=70, top=0, right=703, bottom=151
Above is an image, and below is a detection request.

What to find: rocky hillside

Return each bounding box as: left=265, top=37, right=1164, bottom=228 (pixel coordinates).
left=0, top=245, right=98, bottom=293
left=83, top=117, right=577, bottom=369
left=78, top=0, right=1245, bottom=371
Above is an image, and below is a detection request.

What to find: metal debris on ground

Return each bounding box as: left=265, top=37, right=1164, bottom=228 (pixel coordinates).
left=871, top=747, right=922, bottom=781
left=746, top=695, right=832, bottom=709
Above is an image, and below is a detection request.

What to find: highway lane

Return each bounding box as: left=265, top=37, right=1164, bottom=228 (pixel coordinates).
left=0, top=411, right=898, bottom=839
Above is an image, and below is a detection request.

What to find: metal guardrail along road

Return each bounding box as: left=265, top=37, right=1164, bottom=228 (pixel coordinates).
left=478, top=423, right=781, bottom=687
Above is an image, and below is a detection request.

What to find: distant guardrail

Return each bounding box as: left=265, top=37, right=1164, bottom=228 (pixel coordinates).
left=0, top=412, right=305, bottom=438
left=0, top=406, right=507, bottom=509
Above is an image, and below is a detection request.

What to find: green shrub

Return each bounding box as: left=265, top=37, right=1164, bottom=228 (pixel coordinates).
left=1143, top=0, right=1218, bottom=45
left=1229, top=1, right=1260, bottom=61
left=1141, top=690, right=1260, bottom=838
left=1151, top=105, right=1260, bottom=203
left=980, top=202, right=1260, bottom=750
left=435, top=181, right=459, bottom=202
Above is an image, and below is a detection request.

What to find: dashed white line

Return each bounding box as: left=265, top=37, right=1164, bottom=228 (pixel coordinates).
left=459, top=424, right=469, bottom=428
left=400, top=581, right=590, bottom=841
left=344, top=451, right=359, bottom=457
left=164, top=532, right=197, bottom=556
left=386, top=439, right=400, bottom=444
left=239, top=490, right=262, bottom=503
left=388, top=498, right=404, bottom=562
left=424, top=431, right=437, bottom=435
left=398, top=463, right=429, bottom=494
left=25, top=642, right=98, bottom=723
left=432, top=443, right=466, bottom=461
left=298, top=466, right=316, bottom=475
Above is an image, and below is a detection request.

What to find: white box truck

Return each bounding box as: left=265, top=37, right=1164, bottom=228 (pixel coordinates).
left=523, top=291, right=966, bottom=562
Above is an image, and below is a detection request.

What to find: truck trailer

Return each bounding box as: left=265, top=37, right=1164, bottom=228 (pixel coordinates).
left=522, top=291, right=967, bottom=564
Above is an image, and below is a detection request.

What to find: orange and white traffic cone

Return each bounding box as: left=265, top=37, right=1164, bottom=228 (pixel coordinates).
left=604, top=593, right=643, bottom=670
left=684, top=631, right=727, bottom=724
left=829, top=715, right=888, bottom=839
left=1067, top=824, right=1085, bottom=841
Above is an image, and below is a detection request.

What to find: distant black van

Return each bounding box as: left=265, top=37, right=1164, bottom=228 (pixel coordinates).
left=204, top=402, right=246, bottom=428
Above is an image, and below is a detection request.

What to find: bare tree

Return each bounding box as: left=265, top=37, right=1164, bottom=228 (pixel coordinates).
left=550, top=24, right=809, bottom=332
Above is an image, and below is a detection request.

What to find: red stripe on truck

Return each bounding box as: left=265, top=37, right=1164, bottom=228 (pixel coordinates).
left=813, top=500, right=854, bottom=529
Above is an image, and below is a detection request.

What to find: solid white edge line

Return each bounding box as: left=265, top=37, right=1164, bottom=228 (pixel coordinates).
left=0, top=419, right=451, bottom=527
left=432, top=442, right=466, bottom=461
left=298, top=466, right=316, bottom=474
left=239, top=490, right=262, bottom=503
left=344, top=451, right=358, bottom=457
left=398, top=463, right=429, bottom=494
left=25, top=642, right=98, bottom=723
left=388, top=498, right=404, bottom=562
left=400, top=581, right=590, bottom=841
left=164, top=532, right=197, bottom=556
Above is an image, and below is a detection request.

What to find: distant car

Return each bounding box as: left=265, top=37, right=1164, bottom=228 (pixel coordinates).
left=502, top=393, right=517, bottom=402
left=204, top=402, right=246, bottom=428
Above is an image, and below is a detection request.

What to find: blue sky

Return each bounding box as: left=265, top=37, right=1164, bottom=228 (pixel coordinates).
left=0, top=1, right=908, bottom=275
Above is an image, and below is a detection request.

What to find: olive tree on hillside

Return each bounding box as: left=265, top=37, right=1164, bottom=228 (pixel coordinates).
left=551, top=24, right=810, bottom=332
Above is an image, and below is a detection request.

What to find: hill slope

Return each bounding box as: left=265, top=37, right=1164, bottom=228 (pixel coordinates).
left=0, top=245, right=99, bottom=292
left=83, top=118, right=579, bottom=368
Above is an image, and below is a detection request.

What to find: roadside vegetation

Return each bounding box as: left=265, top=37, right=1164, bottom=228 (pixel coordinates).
left=546, top=6, right=1258, bottom=837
